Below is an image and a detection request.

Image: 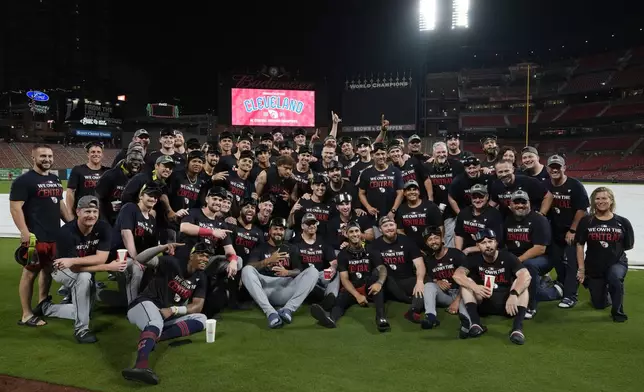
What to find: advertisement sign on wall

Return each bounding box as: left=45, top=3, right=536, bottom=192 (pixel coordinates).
left=231, top=88, right=315, bottom=127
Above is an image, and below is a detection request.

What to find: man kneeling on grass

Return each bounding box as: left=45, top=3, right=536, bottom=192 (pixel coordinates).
left=122, top=242, right=209, bottom=385
left=452, top=229, right=531, bottom=345
left=309, top=222, right=391, bottom=332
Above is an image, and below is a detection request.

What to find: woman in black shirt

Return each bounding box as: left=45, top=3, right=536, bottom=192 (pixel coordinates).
left=575, top=187, right=634, bottom=322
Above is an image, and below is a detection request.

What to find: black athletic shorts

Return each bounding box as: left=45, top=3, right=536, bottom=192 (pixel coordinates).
left=478, top=289, right=511, bottom=317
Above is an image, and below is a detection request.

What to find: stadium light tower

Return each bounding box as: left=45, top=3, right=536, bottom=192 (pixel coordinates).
left=452, top=0, right=469, bottom=29
left=418, top=0, right=437, bottom=31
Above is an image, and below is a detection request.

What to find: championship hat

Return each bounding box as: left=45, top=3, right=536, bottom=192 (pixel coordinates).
left=463, top=156, right=481, bottom=167
left=207, top=186, right=227, bottom=198
left=187, top=150, right=205, bottom=162
left=155, top=155, right=175, bottom=166
left=510, top=190, right=530, bottom=203
left=269, top=217, right=287, bottom=228
left=191, top=241, right=215, bottom=256
left=404, top=180, right=419, bottom=190
left=302, top=213, right=319, bottom=225
left=470, top=184, right=488, bottom=195
left=474, top=229, right=497, bottom=242
left=408, top=134, right=422, bottom=143
left=134, top=129, right=149, bottom=138
left=521, top=146, right=539, bottom=157
left=160, top=128, right=174, bottom=137
left=378, top=216, right=395, bottom=227
left=334, top=192, right=352, bottom=204
left=422, top=226, right=442, bottom=241
left=547, top=155, right=566, bottom=167
left=77, top=195, right=99, bottom=209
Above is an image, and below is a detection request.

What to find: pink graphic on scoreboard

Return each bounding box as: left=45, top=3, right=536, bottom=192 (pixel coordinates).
left=231, top=88, right=315, bottom=127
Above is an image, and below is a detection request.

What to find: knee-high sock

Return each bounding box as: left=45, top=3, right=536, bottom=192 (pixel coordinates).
left=160, top=319, right=204, bottom=341
left=465, top=303, right=481, bottom=326
left=512, top=306, right=527, bottom=331
left=135, top=326, right=160, bottom=369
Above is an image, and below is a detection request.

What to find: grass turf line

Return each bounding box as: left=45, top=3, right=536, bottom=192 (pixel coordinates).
left=0, top=238, right=643, bottom=391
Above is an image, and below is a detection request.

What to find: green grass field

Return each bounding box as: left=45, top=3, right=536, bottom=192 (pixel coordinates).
left=0, top=236, right=643, bottom=391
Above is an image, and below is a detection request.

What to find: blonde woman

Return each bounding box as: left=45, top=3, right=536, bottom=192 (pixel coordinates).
left=574, top=187, right=634, bottom=322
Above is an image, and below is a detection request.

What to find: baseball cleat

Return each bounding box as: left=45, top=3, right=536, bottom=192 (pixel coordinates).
left=558, top=297, right=576, bottom=308
left=74, top=330, right=98, bottom=344
left=122, top=368, right=160, bottom=385
left=509, top=329, right=526, bottom=345
left=310, top=304, right=336, bottom=328
left=278, top=308, right=293, bottom=324
left=468, top=324, right=487, bottom=338
left=376, top=317, right=391, bottom=333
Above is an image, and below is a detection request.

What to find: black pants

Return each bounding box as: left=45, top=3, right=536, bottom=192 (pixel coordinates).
left=384, top=276, right=424, bottom=311
left=549, top=241, right=579, bottom=300
left=587, top=261, right=628, bottom=317
left=330, top=275, right=385, bottom=322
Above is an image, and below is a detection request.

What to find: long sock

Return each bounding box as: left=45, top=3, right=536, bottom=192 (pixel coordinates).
left=159, top=320, right=205, bottom=341
left=465, top=303, right=481, bottom=326
left=512, top=306, right=527, bottom=331
left=134, top=326, right=160, bottom=369
left=227, top=274, right=241, bottom=307
left=374, top=291, right=385, bottom=319
left=410, top=296, right=424, bottom=313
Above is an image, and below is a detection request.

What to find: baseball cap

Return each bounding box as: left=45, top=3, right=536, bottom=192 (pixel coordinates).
left=339, top=136, right=353, bottom=145
left=463, top=156, right=481, bottom=167
left=547, top=154, right=566, bottom=167
left=277, top=141, right=292, bottom=150
left=134, top=129, right=149, bottom=138
left=260, top=133, right=274, bottom=141
left=77, top=195, right=99, bottom=209
left=378, top=216, right=395, bottom=227
left=293, top=128, right=305, bottom=136
left=207, top=186, right=227, bottom=198
left=187, top=150, right=205, bottom=162
left=238, top=134, right=253, bottom=143
left=372, top=142, right=387, bottom=153
left=345, top=221, right=362, bottom=231
left=334, top=192, right=352, bottom=204
left=239, top=198, right=257, bottom=208
left=408, top=134, right=422, bottom=143
left=325, top=160, right=342, bottom=171
left=127, top=141, right=144, bottom=154
left=422, top=226, right=442, bottom=241
left=302, top=213, right=319, bottom=225
left=186, top=138, right=201, bottom=150
left=511, top=190, right=530, bottom=202
left=475, top=229, right=497, bottom=242
left=298, top=146, right=311, bottom=155
left=155, top=155, right=175, bottom=166
left=445, top=131, right=461, bottom=140
left=521, top=146, right=539, bottom=156
left=470, top=184, right=488, bottom=195
left=269, top=217, right=287, bottom=228
left=160, top=128, right=174, bottom=137
left=310, top=173, right=327, bottom=185
left=85, top=141, right=104, bottom=151
left=219, top=131, right=234, bottom=141
left=255, top=144, right=270, bottom=155
left=140, top=182, right=163, bottom=198
left=387, top=143, right=403, bottom=153
left=356, top=136, right=371, bottom=147
left=270, top=127, right=283, bottom=135
left=191, top=242, right=215, bottom=256
left=239, top=150, right=255, bottom=160
left=479, top=134, right=497, bottom=144
left=404, top=180, right=420, bottom=190
left=173, top=130, right=183, bottom=137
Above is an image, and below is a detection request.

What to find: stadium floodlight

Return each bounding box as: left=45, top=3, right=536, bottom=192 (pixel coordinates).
left=452, top=0, right=469, bottom=29
left=419, top=0, right=437, bottom=31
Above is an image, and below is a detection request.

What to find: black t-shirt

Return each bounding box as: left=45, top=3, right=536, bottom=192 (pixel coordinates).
left=448, top=173, right=495, bottom=210
left=454, top=206, right=504, bottom=249
left=95, top=166, right=132, bottom=225
left=337, top=247, right=384, bottom=287
left=339, top=154, right=360, bottom=179
left=395, top=200, right=443, bottom=245
left=358, top=165, right=404, bottom=217
left=425, top=162, right=460, bottom=219
left=67, top=164, right=109, bottom=211
left=263, top=167, right=296, bottom=218
left=504, top=211, right=551, bottom=257
left=146, top=150, right=187, bottom=172
left=368, top=235, right=422, bottom=280
left=247, top=241, right=302, bottom=277
left=55, top=219, right=111, bottom=258
left=294, top=237, right=336, bottom=271
left=522, top=166, right=550, bottom=182
left=447, top=150, right=473, bottom=162
left=216, top=155, right=237, bottom=173
left=327, top=213, right=374, bottom=250
left=110, top=202, right=158, bottom=260
left=481, top=156, right=499, bottom=175
left=489, top=175, right=547, bottom=217
left=350, top=160, right=373, bottom=184
left=167, top=170, right=210, bottom=213
left=230, top=223, right=264, bottom=259
left=464, top=249, right=525, bottom=290
left=217, top=170, right=255, bottom=206
left=9, top=170, right=63, bottom=242
left=131, top=255, right=207, bottom=309
left=546, top=177, right=589, bottom=243
left=329, top=180, right=361, bottom=211
left=291, top=166, right=313, bottom=198
left=425, top=248, right=467, bottom=285
left=393, top=158, right=427, bottom=198
left=293, top=198, right=333, bottom=237
left=178, top=208, right=233, bottom=259
left=121, top=171, right=170, bottom=204
left=575, top=215, right=634, bottom=277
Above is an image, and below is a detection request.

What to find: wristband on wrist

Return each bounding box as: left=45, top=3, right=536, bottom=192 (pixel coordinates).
left=176, top=306, right=187, bottom=315
left=198, top=227, right=212, bottom=237
left=227, top=254, right=237, bottom=263
left=171, top=306, right=178, bottom=315
left=510, top=289, right=519, bottom=297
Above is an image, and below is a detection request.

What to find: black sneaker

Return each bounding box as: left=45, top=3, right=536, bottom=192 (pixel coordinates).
left=320, top=294, right=336, bottom=311
left=468, top=324, right=487, bottom=338
left=376, top=317, right=391, bottom=333
left=107, top=273, right=117, bottom=281
left=458, top=313, right=471, bottom=339
left=61, top=295, right=72, bottom=305
left=32, top=295, right=52, bottom=317
left=509, top=329, right=526, bottom=345
left=310, top=304, right=336, bottom=328
left=74, top=330, right=98, bottom=344
left=122, top=368, right=160, bottom=385
left=420, top=313, right=440, bottom=330
left=612, top=313, right=628, bottom=323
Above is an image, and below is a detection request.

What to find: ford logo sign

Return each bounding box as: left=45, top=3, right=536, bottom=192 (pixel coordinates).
left=26, top=90, right=50, bottom=102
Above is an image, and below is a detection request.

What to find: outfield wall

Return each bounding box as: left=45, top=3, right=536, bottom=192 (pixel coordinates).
left=0, top=184, right=642, bottom=264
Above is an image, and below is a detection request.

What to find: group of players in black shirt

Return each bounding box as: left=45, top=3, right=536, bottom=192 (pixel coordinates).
left=8, top=118, right=636, bottom=385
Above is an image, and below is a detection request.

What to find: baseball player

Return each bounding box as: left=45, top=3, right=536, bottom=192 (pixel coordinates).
left=122, top=242, right=210, bottom=385
left=241, top=217, right=318, bottom=328
left=31, top=196, right=126, bottom=343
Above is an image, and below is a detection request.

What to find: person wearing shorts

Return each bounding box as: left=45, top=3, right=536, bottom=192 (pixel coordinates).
left=453, top=229, right=531, bottom=345
left=9, top=144, right=73, bottom=327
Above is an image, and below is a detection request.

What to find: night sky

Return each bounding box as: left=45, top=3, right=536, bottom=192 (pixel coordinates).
left=109, top=0, right=644, bottom=112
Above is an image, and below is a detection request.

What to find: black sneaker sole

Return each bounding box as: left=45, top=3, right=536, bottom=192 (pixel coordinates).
left=122, top=368, right=159, bottom=385
left=310, top=305, right=336, bottom=328
left=509, top=330, right=525, bottom=345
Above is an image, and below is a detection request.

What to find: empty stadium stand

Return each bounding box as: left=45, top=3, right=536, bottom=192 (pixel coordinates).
left=556, top=102, right=608, bottom=122
left=0, top=143, right=120, bottom=169
left=461, top=115, right=507, bottom=128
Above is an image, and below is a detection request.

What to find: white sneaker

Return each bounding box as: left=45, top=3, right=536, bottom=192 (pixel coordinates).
left=524, top=309, right=536, bottom=319
left=553, top=282, right=564, bottom=298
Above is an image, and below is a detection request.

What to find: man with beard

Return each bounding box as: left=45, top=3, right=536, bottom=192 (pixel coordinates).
left=490, top=160, right=553, bottom=218
left=242, top=218, right=318, bottom=328
left=309, top=222, right=390, bottom=332
left=259, top=133, right=276, bottom=158
left=270, top=127, right=285, bottom=156
left=369, top=216, right=426, bottom=319
left=185, top=138, right=202, bottom=154
left=358, top=142, right=404, bottom=221
left=504, top=190, right=560, bottom=319
left=350, top=136, right=374, bottom=184
left=229, top=198, right=264, bottom=260
left=216, top=150, right=256, bottom=206
left=294, top=213, right=340, bottom=308
left=112, top=129, right=150, bottom=167
left=11, top=144, right=73, bottom=327
left=421, top=226, right=470, bottom=333
left=448, top=156, right=494, bottom=213
left=327, top=193, right=375, bottom=251
left=166, top=151, right=210, bottom=242
left=545, top=155, right=589, bottom=309
left=33, top=196, right=123, bottom=343
left=480, top=135, right=500, bottom=175
left=521, top=146, right=549, bottom=182
left=455, top=184, right=504, bottom=256
left=66, top=141, right=109, bottom=217
left=232, top=133, right=253, bottom=161
left=453, top=229, right=531, bottom=344
left=312, top=145, right=340, bottom=173
left=338, top=136, right=359, bottom=178
left=201, top=143, right=220, bottom=177
left=145, top=128, right=186, bottom=172
left=407, top=134, right=431, bottom=162
left=255, top=195, right=274, bottom=241
left=445, top=131, right=472, bottom=162
left=97, top=150, right=144, bottom=226
left=277, top=141, right=294, bottom=159
left=255, top=155, right=297, bottom=219
left=249, top=144, right=272, bottom=184
left=327, top=161, right=365, bottom=214
left=121, top=242, right=210, bottom=385
left=289, top=173, right=333, bottom=238
left=425, top=142, right=461, bottom=247
left=396, top=180, right=443, bottom=246
left=291, top=146, right=313, bottom=198
left=389, top=143, right=431, bottom=200
left=216, top=131, right=236, bottom=172
left=173, top=130, right=186, bottom=156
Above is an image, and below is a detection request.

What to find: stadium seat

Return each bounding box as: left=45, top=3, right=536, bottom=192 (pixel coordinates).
left=461, top=115, right=507, bottom=128
left=556, top=103, right=608, bottom=122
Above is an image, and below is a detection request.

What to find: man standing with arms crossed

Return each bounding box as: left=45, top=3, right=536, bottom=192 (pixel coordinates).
left=10, top=144, right=74, bottom=327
